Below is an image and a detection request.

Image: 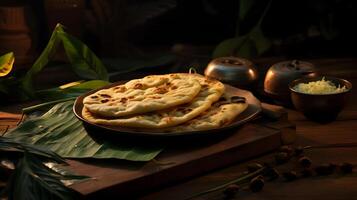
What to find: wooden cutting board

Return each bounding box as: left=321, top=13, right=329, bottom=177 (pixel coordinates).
left=68, top=113, right=295, bottom=199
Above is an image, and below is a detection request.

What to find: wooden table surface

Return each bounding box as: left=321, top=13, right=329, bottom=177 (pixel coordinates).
left=1, top=58, right=357, bottom=200
left=140, top=58, right=357, bottom=200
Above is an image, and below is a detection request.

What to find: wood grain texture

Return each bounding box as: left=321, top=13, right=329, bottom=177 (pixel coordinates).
left=141, top=58, right=357, bottom=200
left=68, top=123, right=283, bottom=198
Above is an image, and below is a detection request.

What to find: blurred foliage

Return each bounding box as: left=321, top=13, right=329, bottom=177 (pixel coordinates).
left=22, top=24, right=108, bottom=97
left=205, top=0, right=357, bottom=58
left=0, top=24, right=109, bottom=102
left=84, top=0, right=177, bottom=57
left=213, top=0, right=272, bottom=58
left=0, top=52, right=14, bottom=78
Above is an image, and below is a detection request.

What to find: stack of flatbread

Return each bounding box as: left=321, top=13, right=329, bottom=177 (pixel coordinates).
left=82, top=73, right=248, bottom=132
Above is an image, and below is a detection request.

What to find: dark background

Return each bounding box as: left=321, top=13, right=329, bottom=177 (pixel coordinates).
left=1, top=0, right=357, bottom=66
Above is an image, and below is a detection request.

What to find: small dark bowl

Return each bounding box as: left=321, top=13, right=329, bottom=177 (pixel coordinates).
left=289, top=76, right=352, bottom=122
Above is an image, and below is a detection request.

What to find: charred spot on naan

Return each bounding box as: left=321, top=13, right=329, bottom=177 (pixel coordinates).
left=164, top=117, right=173, bottom=123
left=154, top=87, right=168, bottom=94
left=120, top=97, right=128, bottom=103
left=99, top=94, right=111, bottom=98
left=213, top=96, right=246, bottom=107
left=134, top=83, right=144, bottom=89
left=148, top=95, right=161, bottom=99
left=114, top=86, right=127, bottom=92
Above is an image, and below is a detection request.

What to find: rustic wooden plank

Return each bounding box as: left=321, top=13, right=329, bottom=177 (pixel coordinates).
left=68, top=123, right=283, bottom=198
left=141, top=127, right=357, bottom=200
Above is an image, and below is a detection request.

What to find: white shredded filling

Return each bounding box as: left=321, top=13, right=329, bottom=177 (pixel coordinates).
left=294, top=77, right=347, bottom=94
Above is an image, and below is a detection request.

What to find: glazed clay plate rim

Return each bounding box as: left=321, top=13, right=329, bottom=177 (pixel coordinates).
left=73, top=82, right=262, bottom=137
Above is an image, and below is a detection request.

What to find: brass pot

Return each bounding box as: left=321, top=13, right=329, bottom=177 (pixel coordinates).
left=264, top=60, right=318, bottom=106
left=204, top=57, right=259, bottom=89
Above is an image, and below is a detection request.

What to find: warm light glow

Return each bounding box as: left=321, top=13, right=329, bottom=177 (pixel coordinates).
left=248, top=69, right=257, bottom=79
left=266, top=70, right=274, bottom=79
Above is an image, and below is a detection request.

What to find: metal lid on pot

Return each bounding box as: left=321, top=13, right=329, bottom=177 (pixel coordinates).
left=204, top=57, right=258, bottom=88
left=264, top=60, right=317, bottom=106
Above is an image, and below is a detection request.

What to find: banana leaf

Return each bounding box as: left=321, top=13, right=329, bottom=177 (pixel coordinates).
left=5, top=101, right=163, bottom=162
left=0, top=138, right=89, bottom=200
left=5, top=152, right=79, bottom=200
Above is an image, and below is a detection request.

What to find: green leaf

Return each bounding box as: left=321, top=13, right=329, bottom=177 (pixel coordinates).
left=67, top=80, right=109, bottom=90
left=6, top=101, right=163, bottom=161
left=59, top=31, right=109, bottom=81
left=212, top=27, right=271, bottom=58
left=5, top=152, right=78, bottom=200
left=0, top=77, right=28, bottom=100
left=213, top=37, right=245, bottom=58
left=22, top=97, right=77, bottom=114
left=212, top=36, right=257, bottom=58
left=239, top=0, right=255, bottom=21
left=250, top=27, right=272, bottom=55
left=0, top=52, right=14, bottom=77
left=35, top=89, right=80, bottom=101
left=36, top=80, right=110, bottom=101
left=0, top=137, right=65, bottom=163
left=21, top=23, right=109, bottom=97
left=1, top=137, right=89, bottom=199
left=214, top=0, right=272, bottom=58
left=43, top=162, right=90, bottom=183
left=22, top=25, right=63, bottom=96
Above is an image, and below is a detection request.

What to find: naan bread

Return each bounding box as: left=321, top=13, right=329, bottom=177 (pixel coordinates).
left=82, top=74, right=225, bottom=128
left=166, top=94, right=248, bottom=132
left=83, top=74, right=201, bottom=117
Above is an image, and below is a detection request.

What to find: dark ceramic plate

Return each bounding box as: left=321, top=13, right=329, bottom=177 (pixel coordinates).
left=73, top=82, right=261, bottom=137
